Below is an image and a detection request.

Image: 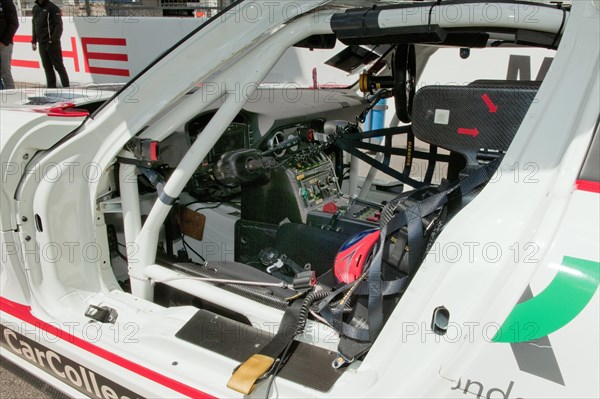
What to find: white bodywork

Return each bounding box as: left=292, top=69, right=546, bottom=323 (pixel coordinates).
left=1, top=1, right=598, bottom=398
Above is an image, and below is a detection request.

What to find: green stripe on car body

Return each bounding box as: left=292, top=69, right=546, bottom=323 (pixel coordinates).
left=494, top=256, right=600, bottom=343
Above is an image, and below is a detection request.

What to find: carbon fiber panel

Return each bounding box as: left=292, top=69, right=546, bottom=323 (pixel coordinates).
left=412, top=83, right=540, bottom=166
left=176, top=310, right=345, bottom=393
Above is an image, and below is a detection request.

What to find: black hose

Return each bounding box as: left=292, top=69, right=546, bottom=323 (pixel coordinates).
left=297, top=289, right=331, bottom=333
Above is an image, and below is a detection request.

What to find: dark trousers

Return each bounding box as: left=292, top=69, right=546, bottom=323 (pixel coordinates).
left=39, top=42, right=69, bottom=88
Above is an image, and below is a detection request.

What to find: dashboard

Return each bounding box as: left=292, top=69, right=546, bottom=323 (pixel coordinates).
left=177, top=113, right=381, bottom=236
left=184, top=115, right=332, bottom=202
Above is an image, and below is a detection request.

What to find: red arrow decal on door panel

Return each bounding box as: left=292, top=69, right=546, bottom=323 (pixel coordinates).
left=482, top=94, right=498, bottom=113
left=458, top=128, right=480, bottom=137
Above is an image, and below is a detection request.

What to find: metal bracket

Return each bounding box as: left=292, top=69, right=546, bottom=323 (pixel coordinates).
left=266, top=259, right=285, bottom=274
left=99, top=198, right=122, bottom=214
left=332, top=352, right=354, bottom=369
left=85, top=305, right=118, bottom=324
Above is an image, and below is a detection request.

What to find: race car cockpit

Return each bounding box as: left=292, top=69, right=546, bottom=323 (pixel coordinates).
left=117, top=58, right=541, bottom=396
left=5, top=1, right=600, bottom=398
left=102, top=2, right=561, bottom=395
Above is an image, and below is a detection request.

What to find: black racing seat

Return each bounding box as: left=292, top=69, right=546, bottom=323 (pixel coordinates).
left=412, top=80, right=541, bottom=168
left=412, top=80, right=541, bottom=212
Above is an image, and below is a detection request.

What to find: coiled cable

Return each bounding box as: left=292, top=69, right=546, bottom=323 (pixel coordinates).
left=297, top=288, right=331, bottom=333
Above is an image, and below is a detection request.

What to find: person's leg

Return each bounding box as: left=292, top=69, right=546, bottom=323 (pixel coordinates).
left=0, top=44, right=16, bottom=89
left=39, top=43, right=57, bottom=88
left=47, top=42, right=69, bottom=88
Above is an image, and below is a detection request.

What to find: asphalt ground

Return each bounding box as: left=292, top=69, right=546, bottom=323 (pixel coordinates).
left=1, top=356, right=66, bottom=399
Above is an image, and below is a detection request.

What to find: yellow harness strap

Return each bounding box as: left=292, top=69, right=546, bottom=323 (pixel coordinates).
left=227, top=354, right=275, bottom=395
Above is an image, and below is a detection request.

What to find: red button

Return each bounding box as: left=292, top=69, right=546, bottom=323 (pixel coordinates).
left=323, top=202, right=338, bottom=214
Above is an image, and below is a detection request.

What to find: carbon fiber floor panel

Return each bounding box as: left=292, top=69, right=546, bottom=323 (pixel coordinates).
left=175, top=310, right=345, bottom=393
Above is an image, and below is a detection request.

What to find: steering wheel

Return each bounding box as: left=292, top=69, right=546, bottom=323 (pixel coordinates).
left=393, top=44, right=417, bottom=123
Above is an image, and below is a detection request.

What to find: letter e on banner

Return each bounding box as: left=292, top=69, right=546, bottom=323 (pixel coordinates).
left=81, top=37, right=129, bottom=77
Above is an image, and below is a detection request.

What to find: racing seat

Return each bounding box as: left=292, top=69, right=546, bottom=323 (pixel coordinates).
left=372, top=80, right=543, bottom=275
left=411, top=80, right=541, bottom=211
left=412, top=80, right=541, bottom=168
left=314, top=80, right=544, bottom=365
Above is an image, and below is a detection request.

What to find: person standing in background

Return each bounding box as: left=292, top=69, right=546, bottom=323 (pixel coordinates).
left=0, top=0, right=19, bottom=90
left=31, top=0, right=69, bottom=88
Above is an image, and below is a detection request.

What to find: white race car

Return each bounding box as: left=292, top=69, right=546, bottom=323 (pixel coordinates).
left=1, top=1, right=598, bottom=398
